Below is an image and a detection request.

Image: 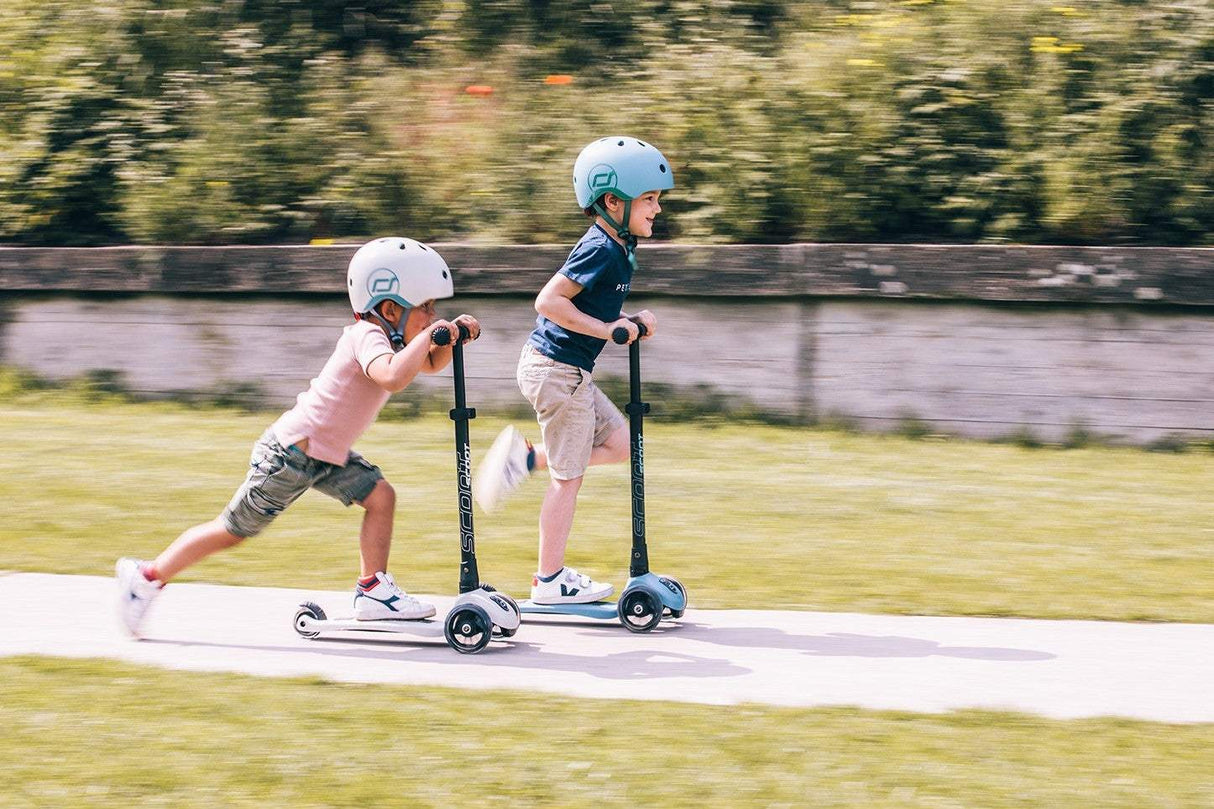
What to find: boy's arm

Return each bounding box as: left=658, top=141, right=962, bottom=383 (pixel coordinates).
left=536, top=274, right=635, bottom=340
left=364, top=322, right=452, bottom=392
left=418, top=315, right=480, bottom=375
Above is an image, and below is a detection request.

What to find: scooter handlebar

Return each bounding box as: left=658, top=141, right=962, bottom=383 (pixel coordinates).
left=431, top=323, right=471, bottom=346
left=611, top=321, right=648, bottom=345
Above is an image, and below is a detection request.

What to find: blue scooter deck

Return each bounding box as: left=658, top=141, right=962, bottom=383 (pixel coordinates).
left=517, top=600, right=618, bottom=619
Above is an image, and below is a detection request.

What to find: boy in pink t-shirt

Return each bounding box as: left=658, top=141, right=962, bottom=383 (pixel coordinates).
left=115, top=238, right=480, bottom=637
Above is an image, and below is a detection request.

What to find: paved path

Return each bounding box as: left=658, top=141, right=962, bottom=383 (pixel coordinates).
left=2, top=573, right=1211, bottom=723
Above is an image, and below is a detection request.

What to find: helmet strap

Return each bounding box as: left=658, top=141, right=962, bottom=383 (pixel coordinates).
left=365, top=307, right=408, bottom=351
left=594, top=198, right=639, bottom=271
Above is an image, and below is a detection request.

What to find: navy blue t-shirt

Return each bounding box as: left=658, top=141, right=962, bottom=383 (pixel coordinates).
left=528, top=224, right=632, bottom=372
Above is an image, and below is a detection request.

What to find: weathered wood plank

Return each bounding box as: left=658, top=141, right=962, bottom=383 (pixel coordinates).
left=2, top=244, right=1211, bottom=305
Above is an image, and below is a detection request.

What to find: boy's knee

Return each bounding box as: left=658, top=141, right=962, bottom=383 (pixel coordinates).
left=603, top=426, right=629, bottom=462
left=215, top=516, right=253, bottom=544
left=549, top=475, right=584, bottom=494
left=220, top=529, right=246, bottom=549
left=361, top=479, right=396, bottom=511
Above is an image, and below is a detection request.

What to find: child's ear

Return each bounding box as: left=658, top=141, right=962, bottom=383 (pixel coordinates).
left=377, top=300, right=398, bottom=321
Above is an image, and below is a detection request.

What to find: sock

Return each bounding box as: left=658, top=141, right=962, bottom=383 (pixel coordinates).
left=357, top=574, right=379, bottom=591
left=536, top=567, right=564, bottom=583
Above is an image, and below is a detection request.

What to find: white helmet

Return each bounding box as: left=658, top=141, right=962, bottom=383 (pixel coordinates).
left=347, top=237, right=454, bottom=316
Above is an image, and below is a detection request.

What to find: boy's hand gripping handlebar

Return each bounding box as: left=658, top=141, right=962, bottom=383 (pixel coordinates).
left=611, top=321, right=648, bottom=345
left=431, top=323, right=471, bottom=346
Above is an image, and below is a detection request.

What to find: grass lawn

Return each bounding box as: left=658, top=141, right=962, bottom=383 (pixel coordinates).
left=2, top=656, right=1211, bottom=808
left=1, top=395, right=1211, bottom=621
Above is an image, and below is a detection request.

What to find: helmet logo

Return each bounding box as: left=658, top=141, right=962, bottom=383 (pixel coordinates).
left=367, top=268, right=400, bottom=298
left=588, top=163, right=617, bottom=193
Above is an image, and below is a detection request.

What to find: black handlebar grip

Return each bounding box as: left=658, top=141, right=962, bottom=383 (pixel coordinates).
left=432, top=324, right=472, bottom=346
left=611, top=321, right=648, bottom=344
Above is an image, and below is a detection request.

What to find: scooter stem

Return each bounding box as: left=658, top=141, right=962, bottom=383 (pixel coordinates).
left=434, top=325, right=479, bottom=593
left=612, top=322, right=651, bottom=578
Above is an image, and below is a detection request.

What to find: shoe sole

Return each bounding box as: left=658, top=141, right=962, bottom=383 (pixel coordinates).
left=530, top=590, right=615, bottom=606
left=475, top=427, right=523, bottom=512
left=354, top=613, right=436, bottom=621
left=115, top=559, right=153, bottom=638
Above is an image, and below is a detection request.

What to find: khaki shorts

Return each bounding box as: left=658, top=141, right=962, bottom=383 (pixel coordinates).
left=221, top=429, right=383, bottom=538
left=517, top=345, right=625, bottom=480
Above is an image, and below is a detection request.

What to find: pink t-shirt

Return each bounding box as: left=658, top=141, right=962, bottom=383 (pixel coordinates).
left=271, top=320, right=395, bottom=465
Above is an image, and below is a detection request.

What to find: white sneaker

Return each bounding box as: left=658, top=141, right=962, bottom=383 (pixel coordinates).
left=115, top=557, right=162, bottom=638
left=475, top=425, right=532, bottom=513
left=353, top=572, right=436, bottom=620
left=530, top=566, right=614, bottom=605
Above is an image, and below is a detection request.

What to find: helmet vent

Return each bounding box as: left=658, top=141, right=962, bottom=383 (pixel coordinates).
left=659, top=164, right=667, bottom=173
left=638, top=140, right=648, bottom=147
left=419, top=243, right=429, bottom=251
left=442, top=270, right=448, bottom=278
left=617, top=140, right=625, bottom=146
left=399, top=242, right=406, bottom=249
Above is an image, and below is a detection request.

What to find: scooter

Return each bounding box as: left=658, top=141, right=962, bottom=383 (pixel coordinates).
left=518, top=322, right=688, bottom=632
left=293, top=324, right=522, bottom=654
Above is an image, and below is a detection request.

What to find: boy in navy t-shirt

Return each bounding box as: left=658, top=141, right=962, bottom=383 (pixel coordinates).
left=476, top=137, right=675, bottom=605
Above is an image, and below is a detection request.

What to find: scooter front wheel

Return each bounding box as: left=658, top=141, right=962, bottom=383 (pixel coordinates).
left=444, top=604, right=493, bottom=654
left=618, top=588, right=662, bottom=633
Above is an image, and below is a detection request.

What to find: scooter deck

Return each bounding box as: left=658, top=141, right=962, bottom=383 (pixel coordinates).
left=517, top=600, right=618, bottom=620
left=300, top=615, right=446, bottom=638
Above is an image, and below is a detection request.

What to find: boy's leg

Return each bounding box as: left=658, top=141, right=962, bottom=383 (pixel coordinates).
left=315, top=457, right=435, bottom=620
left=116, top=430, right=313, bottom=636
left=115, top=517, right=244, bottom=637
left=312, top=452, right=394, bottom=577
left=531, top=474, right=613, bottom=604
left=352, top=480, right=433, bottom=620
left=538, top=475, right=583, bottom=575
left=527, top=421, right=625, bottom=472
left=587, top=422, right=629, bottom=466
left=482, top=365, right=628, bottom=512
left=355, top=478, right=396, bottom=578
left=152, top=518, right=245, bottom=582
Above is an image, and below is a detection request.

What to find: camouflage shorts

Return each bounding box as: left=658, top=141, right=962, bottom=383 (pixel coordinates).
left=220, top=429, right=383, bottom=538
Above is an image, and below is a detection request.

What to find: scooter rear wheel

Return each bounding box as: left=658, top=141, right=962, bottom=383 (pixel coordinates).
left=618, top=588, right=662, bottom=633
left=293, top=602, right=327, bottom=639
left=663, top=577, right=687, bottom=620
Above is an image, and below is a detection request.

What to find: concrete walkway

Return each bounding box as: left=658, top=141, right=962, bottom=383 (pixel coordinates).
left=2, top=573, right=1211, bottom=723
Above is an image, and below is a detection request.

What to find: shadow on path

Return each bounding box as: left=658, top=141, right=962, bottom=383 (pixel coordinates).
left=674, top=624, right=1056, bottom=661
left=141, top=637, right=751, bottom=681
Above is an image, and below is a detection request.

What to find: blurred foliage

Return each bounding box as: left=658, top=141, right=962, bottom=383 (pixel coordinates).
left=0, top=0, right=1209, bottom=246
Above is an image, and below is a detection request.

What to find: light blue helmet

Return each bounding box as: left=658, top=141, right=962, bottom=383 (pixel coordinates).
left=573, top=137, right=674, bottom=267
left=573, top=136, right=674, bottom=210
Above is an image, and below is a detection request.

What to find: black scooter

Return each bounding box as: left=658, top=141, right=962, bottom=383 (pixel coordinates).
left=293, top=324, right=522, bottom=653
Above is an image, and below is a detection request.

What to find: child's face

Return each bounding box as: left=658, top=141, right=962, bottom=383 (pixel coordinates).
left=626, top=190, right=662, bottom=238
left=398, top=301, right=437, bottom=342
left=403, top=299, right=437, bottom=342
